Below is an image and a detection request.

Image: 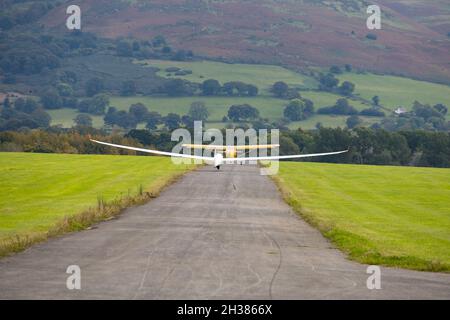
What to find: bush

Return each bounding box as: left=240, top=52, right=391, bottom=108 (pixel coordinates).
left=360, top=108, right=385, bottom=117
left=318, top=99, right=358, bottom=115
left=366, top=33, right=377, bottom=40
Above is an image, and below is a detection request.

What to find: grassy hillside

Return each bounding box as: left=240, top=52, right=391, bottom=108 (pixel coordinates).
left=47, top=58, right=450, bottom=130
left=339, top=73, right=450, bottom=117
left=0, top=152, right=195, bottom=256
left=39, top=0, right=450, bottom=83
left=275, top=162, right=450, bottom=272
left=138, top=59, right=317, bottom=94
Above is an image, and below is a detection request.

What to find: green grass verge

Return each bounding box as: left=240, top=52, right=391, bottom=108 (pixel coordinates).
left=0, top=152, right=195, bottom=257
left=273, top=162, right=450, bottom=272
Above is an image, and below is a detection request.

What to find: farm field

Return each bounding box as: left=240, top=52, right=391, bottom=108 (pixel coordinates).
left=338, top=73, right=450, bottom=117
left=0, top=153, right=194, bottom=255
left=49, top=92, right=374, bottom=129
left=275, top=162, right=450, bottom=271
left=46, top=60, right=450, bottom=129
left=137, top=59, right=318, bottom=94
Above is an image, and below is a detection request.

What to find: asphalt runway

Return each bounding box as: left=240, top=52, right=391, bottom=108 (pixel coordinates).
left=0, top=165, right=449, bottom=299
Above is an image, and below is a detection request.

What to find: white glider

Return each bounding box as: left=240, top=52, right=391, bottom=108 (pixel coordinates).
left=90, top=139, right=348, bottom=170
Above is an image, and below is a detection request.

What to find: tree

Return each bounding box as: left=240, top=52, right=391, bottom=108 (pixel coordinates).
left=188, top=102, right=209, bottom=121
left=318, top=99, right=358, bottom=115
left=146, top=111, right=162, bottom=130
left=413, top=101, right=443, bottom=120
left=121, top=80, right=136, bottom=96
left=372, top=95, right=380, bottom=106
left=78, top=94, right=109, bottom=115
left=330, top=65, right=342, bottom=74
left=346, top=115, right=362, bottom=129
left=338, top=81, right=355, bottom=96
left=181, top=115, right=194, bottom=128
left=201, top=79, right=221, bottom=96
left=227, top=104, right=259, bottom=122
left=3, top=97, right=11, bottom=109
left=344, top=64, right=352, bottom=72
left=303, top=98, right=315, bottom=115
left=163, top=113, right=181, bottom=130
left=74, top=114, right=92, bottom=127
left=104, top=107, right=118, bottom=126
left=90, top=94, right=109, bottom=115
left=30, top=109, right=51, bottom=128
left=359, top=108, right=385, bottom=117
left=129, top=103, right=149, bottom=122
left=56, top=83, right=73, bottom=97
left=284, top=99, right=315, bottom=121
left=272, top=81, right=289, bottom=98
left=319, top=73, right=339, bottom=91
left=164, top=79, right=192, bottom=96
left=433, top=104, right=448, bottom=116
left=247, top=84, right=258, bottom=96
left=280, top=136, right=300, bottom=155
left=116, top=40, right=133, bottom=57
left=284, top=102, right=302, bottom=122
left=85, top=78, right=104, bottom=97
left=40, top=89, right=62, bottom=109
left=152, top=35, right=166, bottom=47
left=111, top=110, right=138, bottom=129
left=15, top=98, right=38, bottom=114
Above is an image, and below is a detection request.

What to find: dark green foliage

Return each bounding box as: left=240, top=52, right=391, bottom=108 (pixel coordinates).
left=330, top=65, right=342, bottom=74
left=222, top=81, right=258, bottom=96
left=338, top=81, right=355, bottom=96
left=319, top=73, right=339, bottom=91
left=129, top=103, right=149, bottom=122
left=14, top=98, right=38, bottom=114
left=318, top=98, right=358, bottom=115
left=188, top=102, right=209, bottom=121
left=359, top=108, right=385, bottom=117
left=227, top=104, right=260, bottom=121
left=283, top=99, right=314, bottom=121
left=116, top=40, right=133, bottom=57
left=74, top=114, right=93, bottom=127
left=120, top=80, right=137, bottom=96
left=146, top=112, right=162, bottom=130
left=85, top=78, right=104, bottom=97
left=163, top=113, right=181, bottom=130
left=372, top=95, right=380, bottom=106
left=164, top=79, right=195, bottom=96
left=201, top=79, right=221, bottom=96
left=77, top=94, right=109, bottom=115
left=40, top=89, right=62, bottom=109
left=272, top=81, right=289, bottom=98
left=346, top=115, right=362, bottom=129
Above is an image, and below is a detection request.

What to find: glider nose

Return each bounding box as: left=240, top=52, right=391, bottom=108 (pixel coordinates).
left=214, top=153, right=223, bottom=168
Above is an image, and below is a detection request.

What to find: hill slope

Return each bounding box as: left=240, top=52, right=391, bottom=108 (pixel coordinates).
left=41, top=0, right=450, bottom=84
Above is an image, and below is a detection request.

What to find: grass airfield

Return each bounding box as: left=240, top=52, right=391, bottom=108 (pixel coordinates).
left=1, top=152, right=449, bottom=272
left=0, top=152, right=194, bottom=256
left=276, top=162, right=450, bottom=272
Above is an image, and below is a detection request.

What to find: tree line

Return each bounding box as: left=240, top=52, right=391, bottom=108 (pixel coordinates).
left=1, top=127, right=449, bottom=168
